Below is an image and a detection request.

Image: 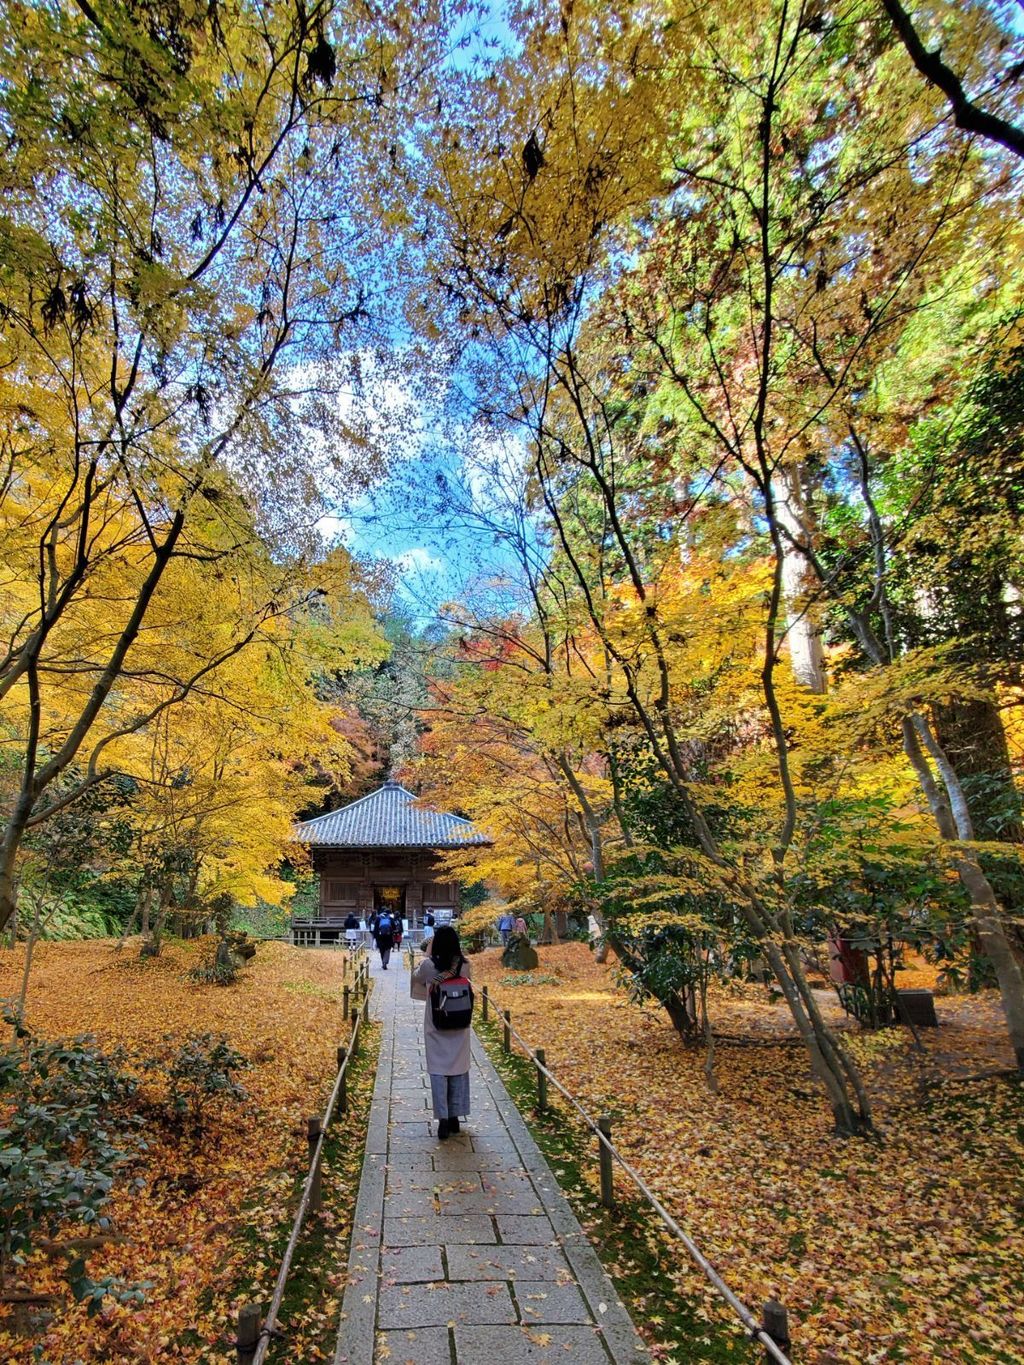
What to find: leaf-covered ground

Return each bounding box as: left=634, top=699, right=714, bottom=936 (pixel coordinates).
left=0, top=938, right=372, bottom=1363
left=473, top=945, right=1024, bottom=1365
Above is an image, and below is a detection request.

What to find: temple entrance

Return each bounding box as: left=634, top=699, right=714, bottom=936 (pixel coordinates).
left=374, top=885, right=406, bottom=921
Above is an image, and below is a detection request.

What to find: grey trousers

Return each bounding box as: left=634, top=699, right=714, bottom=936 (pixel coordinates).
left=430, top=1072, right=470, bottom=1121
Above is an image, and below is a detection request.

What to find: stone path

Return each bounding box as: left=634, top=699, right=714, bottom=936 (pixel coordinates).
left=334, top=957, right=649, bottom=1365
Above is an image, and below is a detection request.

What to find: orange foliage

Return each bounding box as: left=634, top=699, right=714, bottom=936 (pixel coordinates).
left=0, top=939, right=357, bottom=1363
left=473, top=944, right=1024, bottom=1364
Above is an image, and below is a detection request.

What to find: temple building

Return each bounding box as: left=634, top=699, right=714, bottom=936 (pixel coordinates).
left=291, top=779, right=490, bottom=946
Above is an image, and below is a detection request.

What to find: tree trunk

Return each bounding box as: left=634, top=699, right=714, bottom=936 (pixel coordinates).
left=0, top=872, right=17, bottom=949
left=955, top=854, right=1024, bottom=1071
left=772, top=466, right=826, bottom=693
left=932, top=697, right=1022, bottom=838
left=664, top=991, right=701, bottom=1043
left=908, top=711, right=1024, bottom=1071
left=539, top=908, right=559, bottom=945
left=933, top=695, right=1024, bottom=970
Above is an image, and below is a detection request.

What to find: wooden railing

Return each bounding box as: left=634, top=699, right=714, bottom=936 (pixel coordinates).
left=234, top=946, right=374, bottom=1364
left=476, top=976, right=795, bottom=1365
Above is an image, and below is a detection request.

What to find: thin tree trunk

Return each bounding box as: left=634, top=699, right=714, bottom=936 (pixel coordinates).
left=14, top=901, right=43, bottom=1030
left=700, top=966, right=718, bottom=1092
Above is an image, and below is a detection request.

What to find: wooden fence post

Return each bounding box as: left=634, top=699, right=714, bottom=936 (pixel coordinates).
left=481, top=985, right=489, bottom=1021
left=350, top=1008, right=359, bottom=1045
left=343, top=984, right=350, bottom=1018
left=598, top=1115, right=614, bottom=1209
left=337, top=1044, right=348, bottom=1114
left=236, top=1303, right=261, bottom=1364
left=762, top=1300, right=790, bottom=1361
left=307, top=1117, right=323, bottom=1213
left=535, top=1047, right=547, bottom=1112
left=502, top=1010, right=511, bottom=1053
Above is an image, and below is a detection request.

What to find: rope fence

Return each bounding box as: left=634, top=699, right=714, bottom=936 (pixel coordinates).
left=467, top=966, right=794, bottom=1365
left=234, top=945, right=374, bottom=1364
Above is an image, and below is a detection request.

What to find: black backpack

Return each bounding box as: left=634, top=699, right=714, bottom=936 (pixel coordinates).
left=429, top=959, right=474, bottom=1030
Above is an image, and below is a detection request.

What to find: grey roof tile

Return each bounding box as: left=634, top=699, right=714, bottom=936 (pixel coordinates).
left=295, top=780, right=491, bottom=849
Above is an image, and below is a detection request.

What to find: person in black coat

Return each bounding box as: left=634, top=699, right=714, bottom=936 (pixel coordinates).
left=374, top=911, right=395, bottom=969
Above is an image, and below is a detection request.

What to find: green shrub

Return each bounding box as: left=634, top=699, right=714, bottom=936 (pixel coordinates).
left=17, top=891, right=120, bottom=942
left=0, top=1005, right=145, bottom=1309
left=145, top=1033, right=249, bottom=1134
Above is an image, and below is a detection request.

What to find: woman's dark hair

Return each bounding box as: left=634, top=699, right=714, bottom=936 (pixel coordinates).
left=430, top=924, right=462, bottom=972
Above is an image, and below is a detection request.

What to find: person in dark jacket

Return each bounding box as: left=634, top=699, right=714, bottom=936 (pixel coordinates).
left=374, top=911, right=395, bottom=969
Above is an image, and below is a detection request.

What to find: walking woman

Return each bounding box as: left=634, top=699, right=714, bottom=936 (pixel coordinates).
left=410, top=924, right=473, bottom=1140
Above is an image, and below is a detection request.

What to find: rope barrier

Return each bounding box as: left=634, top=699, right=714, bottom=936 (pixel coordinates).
left=482, top=985, right=794, bottom=1365
left=239, top=946, right=373, bottom=1365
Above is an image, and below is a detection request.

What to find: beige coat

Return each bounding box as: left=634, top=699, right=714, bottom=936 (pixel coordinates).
left=411, top=955, right=473, bottom=1076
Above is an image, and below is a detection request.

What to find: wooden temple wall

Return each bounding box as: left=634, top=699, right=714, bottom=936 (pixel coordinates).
left=310, top=850, right=460, bottom=920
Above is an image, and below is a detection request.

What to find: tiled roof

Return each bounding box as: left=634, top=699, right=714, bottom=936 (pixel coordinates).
left=295, top=780, right=491, bottom=849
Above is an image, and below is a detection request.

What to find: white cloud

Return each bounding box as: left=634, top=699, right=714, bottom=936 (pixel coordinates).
left=316, top=513, right=353, bottom=544
left=396, top=546, right=445, bottom=575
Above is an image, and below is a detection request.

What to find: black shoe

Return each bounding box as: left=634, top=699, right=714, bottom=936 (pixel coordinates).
left=438, top=1119, right=450, bottom=1141
left=449, top=1117, right=460, bottom=1134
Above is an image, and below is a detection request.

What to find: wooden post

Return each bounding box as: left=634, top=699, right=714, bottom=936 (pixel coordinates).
left=535, top=1047, right=548, bottom=1112
left=598, top=1115, right=614, bottom=1209
left=350, top=1007, right=359, bottom=1045
left=481, top=985, right=489, bottom=1021
left=343, top=984, right=350, bottom=1018
left=236, top=1303, right=261, bottom=1363
left=762, top=1300, right=790, bottom=1361
left=307, top=1116, right=323, bottom=1213
left=337, top=1044, right=348, bottom=1115
left=502, top=1009, right=511, bottom=1053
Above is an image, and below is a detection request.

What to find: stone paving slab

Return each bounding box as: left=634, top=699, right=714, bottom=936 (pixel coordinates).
left=374, top=1326, right=451, bottom=1364
left=386, top=1171, right=483, bottom=1195
left=381, top=1245, right=445, bottom=1283
left=495, top=1215, right=559, bottom=1244
left=430, top=1149, right=524, bottom=1172
left=454, top=1323, right=614, bottom=1364
left=334, top=956, right=650, bottom=1365
left=372, top=1153, right=435, bottom=1172
left=438, top=1187, right=543, bottom=1216
left=445, top=1243, right=575, bottom=1282
left=378, top=1280, right=516, bottom=1328
left=384, top=1214, right=497, bottom=1246
left=515, top=1279, right=593, bottom=1323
